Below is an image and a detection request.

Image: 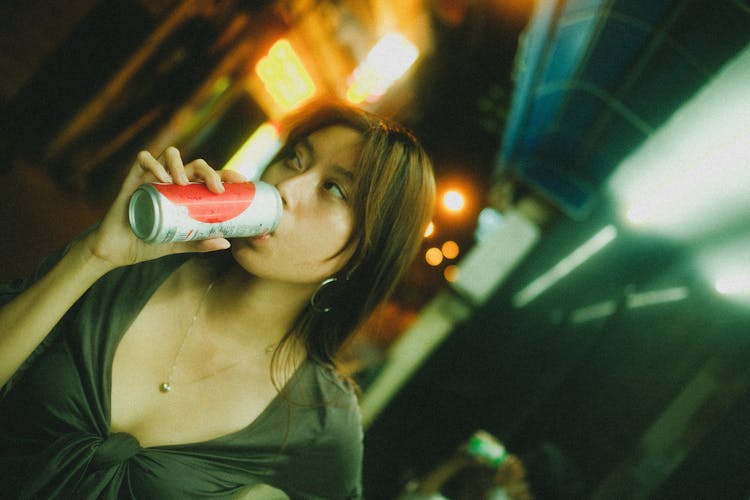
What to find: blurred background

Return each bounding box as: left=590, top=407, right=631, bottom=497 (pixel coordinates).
left=1, top=0, right=749, bottom=498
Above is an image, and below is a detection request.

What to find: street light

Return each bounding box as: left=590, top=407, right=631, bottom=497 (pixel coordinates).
left=442, top=189, right=465, bottom=213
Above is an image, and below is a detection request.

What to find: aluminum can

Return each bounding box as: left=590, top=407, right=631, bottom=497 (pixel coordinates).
left=128, top=181, right=282, bottom=243
left=466, top=430, right=508, bottom=467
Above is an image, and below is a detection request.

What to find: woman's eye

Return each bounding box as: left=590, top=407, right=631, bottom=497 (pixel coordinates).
left=324, top=181, right=346, bottom=200
left=285, top=147, right=303, bottom=171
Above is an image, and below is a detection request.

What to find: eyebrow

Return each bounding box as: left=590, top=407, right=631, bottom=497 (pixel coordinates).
left=332, top=165, right=355, bottom=183
left=301, top=136, right=356, bottom=183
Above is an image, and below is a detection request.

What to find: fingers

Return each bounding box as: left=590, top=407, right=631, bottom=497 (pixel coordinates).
left=131, top=150, right=173, bottom=184
left=136, top=147, right=247, bottom=194
left=162, top=147, right=189, bottom=184
left=184, top=158, right=224, bottom=192
left=184, top=237, right=231, bottom=253
left=219, top=169, right=248, bottom=184
left=193, top=238, right=230, bottom=252
left=160, top=147, right=230, bottom=193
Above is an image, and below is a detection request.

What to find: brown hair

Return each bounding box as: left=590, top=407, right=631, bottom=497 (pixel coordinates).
left=270, top=99, right=435, bottom=375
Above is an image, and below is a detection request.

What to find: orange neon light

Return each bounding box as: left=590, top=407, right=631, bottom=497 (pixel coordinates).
left=255, top=39, right=316, bottom=112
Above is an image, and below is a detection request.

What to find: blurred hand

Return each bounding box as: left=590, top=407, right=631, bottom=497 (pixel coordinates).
left=494, top=455, right=533, bottom=500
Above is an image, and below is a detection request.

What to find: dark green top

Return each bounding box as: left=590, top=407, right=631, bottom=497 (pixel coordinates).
left=0, top=251, right=363, bottom=499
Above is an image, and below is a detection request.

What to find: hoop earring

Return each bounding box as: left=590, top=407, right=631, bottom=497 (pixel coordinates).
left=310, top=277, right=338, bottom=313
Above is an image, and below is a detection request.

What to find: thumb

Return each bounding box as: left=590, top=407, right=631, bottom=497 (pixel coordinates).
left=188, top=238, right=231, bottom=253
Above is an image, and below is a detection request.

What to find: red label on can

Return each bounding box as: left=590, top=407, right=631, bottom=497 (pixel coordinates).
left=154, top=183, right=256, bottom=223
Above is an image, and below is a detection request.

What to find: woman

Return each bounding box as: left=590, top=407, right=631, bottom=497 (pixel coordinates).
left=0, top=100, right=435, bottom=499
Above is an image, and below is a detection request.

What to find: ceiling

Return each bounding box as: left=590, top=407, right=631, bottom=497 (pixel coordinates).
left=498, top=0, right=750, bottom=219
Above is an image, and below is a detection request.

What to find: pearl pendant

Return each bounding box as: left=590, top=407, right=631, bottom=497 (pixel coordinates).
left=159, top=382, right=172, bottom=393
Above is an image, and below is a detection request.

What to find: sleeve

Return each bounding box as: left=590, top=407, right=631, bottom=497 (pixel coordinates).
left=314, top=400, right=364, bottom=499
left=280, top=390, right=364, bottom=500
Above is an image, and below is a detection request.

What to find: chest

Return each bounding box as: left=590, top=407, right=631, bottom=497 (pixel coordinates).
left=109, top=300, right=279, bottom=448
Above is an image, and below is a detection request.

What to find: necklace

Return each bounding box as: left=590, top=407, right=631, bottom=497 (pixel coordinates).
left=158, top=280, right=278, bottom=394
left=159, top=280, right=215, bottom=393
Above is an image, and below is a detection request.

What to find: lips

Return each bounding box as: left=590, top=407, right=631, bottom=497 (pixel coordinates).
left=251, top=231, right=272, bottom=242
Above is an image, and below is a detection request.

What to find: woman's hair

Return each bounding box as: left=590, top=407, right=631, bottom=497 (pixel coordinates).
left=271, top=99, right=435, bottom=375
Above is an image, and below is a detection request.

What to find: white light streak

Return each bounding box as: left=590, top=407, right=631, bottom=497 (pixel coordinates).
left=223, top=122, right=282, bottom=180
left=512, top=225, right=618, bottom=307
left=570, top=300, right=617, bottom=324
left=697, top=231, right=750, bottom=305
left=626, top=287, right=689, bottom=309
left=715, top=275, right=750, bottom=296
left=609, top=43, right=750, bottom=241
left=346, top=33, right=418, bottom=104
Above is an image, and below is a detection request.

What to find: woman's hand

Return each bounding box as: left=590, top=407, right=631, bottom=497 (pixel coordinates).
left=84, top=147, right=247, bottom=269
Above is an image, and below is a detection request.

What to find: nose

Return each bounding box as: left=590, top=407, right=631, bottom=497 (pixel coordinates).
left=274, top=169, right=313, bottom=211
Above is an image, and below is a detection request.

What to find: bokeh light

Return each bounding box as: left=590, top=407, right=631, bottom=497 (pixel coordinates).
left=425, top=247, right=443, bottom=266
left=255, top=39, right=316, bottom=112
left=442, top=190, right=465, bottom=212
left=441, top=240, right=459, bottom=259
left=444, top=265, right=460, bottom=282
left=346, top=33, right=419, bottom=104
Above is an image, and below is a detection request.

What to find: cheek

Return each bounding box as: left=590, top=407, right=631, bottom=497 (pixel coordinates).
left=296, top=211, right=352, bottom=256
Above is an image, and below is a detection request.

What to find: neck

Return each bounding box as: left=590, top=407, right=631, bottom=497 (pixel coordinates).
left=178, top=256, right=314, bottom=350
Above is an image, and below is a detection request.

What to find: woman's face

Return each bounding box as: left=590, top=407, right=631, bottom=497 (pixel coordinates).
left=231, top=125, right=362, bottom=285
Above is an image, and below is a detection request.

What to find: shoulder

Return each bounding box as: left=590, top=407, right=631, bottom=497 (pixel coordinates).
left=306, top=361, right=362, bottom=462
left=313, top=362, right=360, bottom=403
left=295, top=361, right=361, bottom=433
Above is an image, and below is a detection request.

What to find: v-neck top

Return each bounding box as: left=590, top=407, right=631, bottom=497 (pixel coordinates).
left=0, top=251, right=363, bottom=499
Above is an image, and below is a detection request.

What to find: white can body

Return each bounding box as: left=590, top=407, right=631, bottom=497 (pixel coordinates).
left=128, top=181, right=282, bottom=243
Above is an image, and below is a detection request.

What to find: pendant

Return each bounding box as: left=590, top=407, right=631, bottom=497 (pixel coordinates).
left=159, top=382, right=172, bottom=393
